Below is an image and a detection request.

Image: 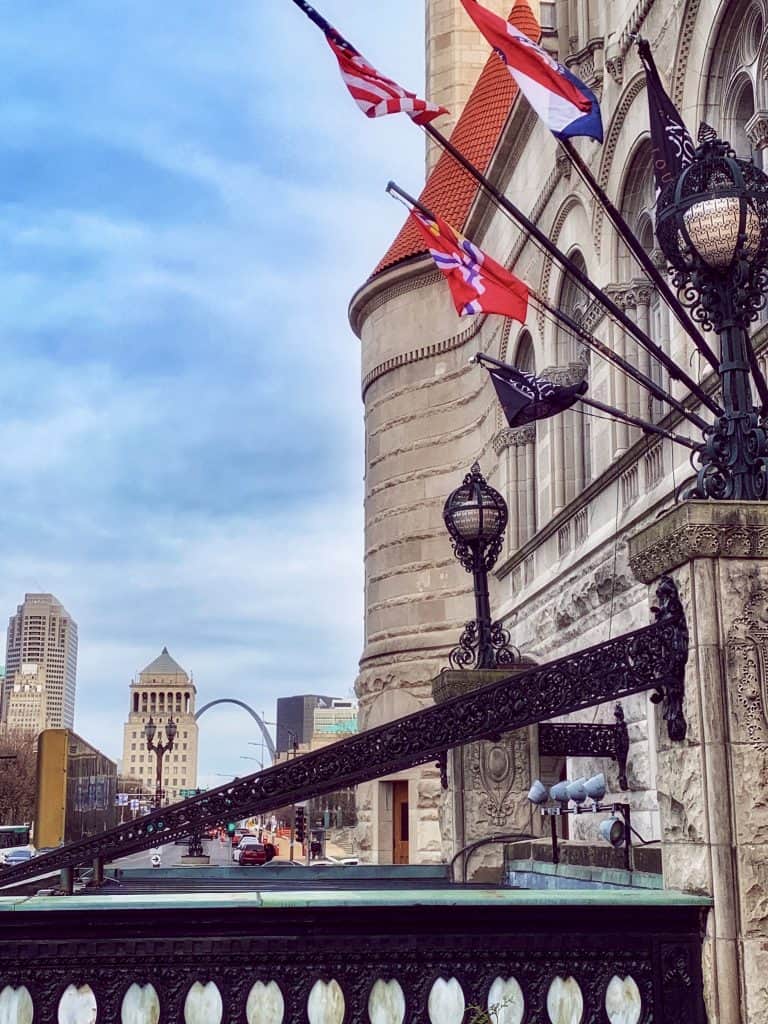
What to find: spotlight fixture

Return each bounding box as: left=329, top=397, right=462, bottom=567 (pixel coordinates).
left=566, top=778, right=588, bottom=804
left=600, top=815, right=626, bottom=848
left=549, top=781, right=571, bottom=804
left=525, top=775, right=632, bottom=869
left=584, top=773, right=607, bottom=802
left=527, top=780, right=549, bottom=805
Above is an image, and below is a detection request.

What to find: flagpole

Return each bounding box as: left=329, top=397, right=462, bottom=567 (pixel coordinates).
left=420, top=124, right=723, bottom=418
left=472, top=352, right=700, bottom=452
left=287, top=0, right=348, bottom=48
left=387, top=180, right=710, bottom=433
left=557, top=138, right=722, bottom=376
left=534, top=292, right=710, bottom=432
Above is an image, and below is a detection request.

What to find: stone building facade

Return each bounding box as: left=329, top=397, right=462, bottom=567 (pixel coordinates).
left=121, top=647, right=199, bottom=805
left=350, top=0, right=768, bottom=866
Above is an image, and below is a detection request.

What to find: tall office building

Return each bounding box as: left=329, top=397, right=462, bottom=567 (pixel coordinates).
left=121, top=647, right=199, bottom=805
left=275, top=695, right=335, bottom=754
left=3, top=594, right=78, bottom=729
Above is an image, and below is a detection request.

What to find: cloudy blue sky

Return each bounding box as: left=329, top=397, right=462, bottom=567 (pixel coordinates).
left=0, top=1, right=426, bottom=785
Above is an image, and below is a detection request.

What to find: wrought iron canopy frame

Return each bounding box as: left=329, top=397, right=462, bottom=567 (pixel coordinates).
left=0, top=578, right=688, bottom=887
left=538, top=703, right=631, bottom=790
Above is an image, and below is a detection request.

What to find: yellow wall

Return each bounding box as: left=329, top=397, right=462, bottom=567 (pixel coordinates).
left=35, top=729, right=68, bottom=848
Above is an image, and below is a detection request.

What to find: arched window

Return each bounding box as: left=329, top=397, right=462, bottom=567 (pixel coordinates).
left=556, top=252, right=591, bottom=495
left=616, top=141, right=671, bottom=424
left=705, top=0, right=767, bottom=169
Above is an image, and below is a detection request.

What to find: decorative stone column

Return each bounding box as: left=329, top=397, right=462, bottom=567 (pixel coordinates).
left=746, top=110, right=768, bottom=173
left=544, top=363, right=587, bottom=512
left=432, top=668, right=536, bottom=881
left=494, top=426, right=536, bottom=557
left=629, top=500, right=768, bottom=1024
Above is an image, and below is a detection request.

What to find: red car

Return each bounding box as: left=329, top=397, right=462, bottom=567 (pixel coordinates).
left=239, top=842, right=273, bottom=866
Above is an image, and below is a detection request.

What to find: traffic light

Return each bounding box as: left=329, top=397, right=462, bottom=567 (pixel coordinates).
left=226, top=822, right=237, bottom=836
left=294, top=806, right=306, bottom=844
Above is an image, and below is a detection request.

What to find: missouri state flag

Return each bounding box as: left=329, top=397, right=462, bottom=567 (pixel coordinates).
left=487, top=363, right=588, bottom=427
left=459, top=0, right=603, bottom=141
left=410, top=209, right=529, bottom=321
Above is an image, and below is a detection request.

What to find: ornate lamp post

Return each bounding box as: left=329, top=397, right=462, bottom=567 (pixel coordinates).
left=656, top=123, right=768, bottom=499
left=443, top=461, right=519, bottom=670
left=144, top=715, right=177, bottom=809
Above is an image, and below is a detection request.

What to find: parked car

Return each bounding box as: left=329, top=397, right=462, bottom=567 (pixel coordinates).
left=233, top=836, right=260, bottom=863
left=239, top=842, right=273, bottom=867
left=231, top=829, right=253, bottom=849
left=1, top=847, right=34, bottom=867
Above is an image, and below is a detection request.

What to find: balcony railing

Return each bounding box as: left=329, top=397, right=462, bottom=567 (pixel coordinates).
left=0, top=887, right=709, bottom=1022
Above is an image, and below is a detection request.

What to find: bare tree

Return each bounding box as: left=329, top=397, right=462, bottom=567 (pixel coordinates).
left=0, top=729, right=37, bottom=825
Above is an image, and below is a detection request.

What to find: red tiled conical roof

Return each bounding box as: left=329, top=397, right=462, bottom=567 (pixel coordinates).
left=372, top=2, right=540, bottom=279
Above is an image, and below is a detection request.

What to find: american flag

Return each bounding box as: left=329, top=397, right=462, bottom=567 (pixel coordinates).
left=326, top=36, right=447, bottom=124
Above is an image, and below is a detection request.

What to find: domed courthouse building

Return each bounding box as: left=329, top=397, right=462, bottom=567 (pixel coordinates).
left=350, top=2, right=768, bottom=1014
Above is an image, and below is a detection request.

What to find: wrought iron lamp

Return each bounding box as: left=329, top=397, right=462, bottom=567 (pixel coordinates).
left=443, top=461, right=519, bottom=670
left=656, top=123, right=768, bottom=499
left=144, top=715, right=177, bottom=809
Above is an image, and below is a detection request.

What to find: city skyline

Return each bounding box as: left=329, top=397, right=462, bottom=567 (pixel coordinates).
left=0, top=1, right=422, bottom=785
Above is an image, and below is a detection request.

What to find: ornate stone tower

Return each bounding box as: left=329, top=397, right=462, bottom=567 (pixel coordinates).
left=425, top=0, right=538, bottom=167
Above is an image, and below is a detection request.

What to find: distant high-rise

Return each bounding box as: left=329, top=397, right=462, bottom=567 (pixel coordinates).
left=3, top=594, right=78, bottom=730
left=121, top=647, right=199, bottom=805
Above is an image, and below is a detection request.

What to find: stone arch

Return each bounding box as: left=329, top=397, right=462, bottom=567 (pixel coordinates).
left=536, top=194, right=592, bottom=342
left=195, top=699, right=277, bottom=761
left=592, top=72, right=648, bottom=258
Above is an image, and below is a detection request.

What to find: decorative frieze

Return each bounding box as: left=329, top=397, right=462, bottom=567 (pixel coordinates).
left=628, top=501, right=768, bottom=583
left=493, top=425, right=535, bottom=454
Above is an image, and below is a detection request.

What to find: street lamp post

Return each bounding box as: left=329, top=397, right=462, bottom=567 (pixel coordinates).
left=443, top=461, right=519, bottom=670
left=656, top=123, right=768, bottom=499
left=144, top=715, right=177, bottom=809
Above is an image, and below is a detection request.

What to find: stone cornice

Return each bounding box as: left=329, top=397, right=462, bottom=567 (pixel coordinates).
left=628, top=502, right=768, bottom=584
left=348, top=254, right=437, bottom=339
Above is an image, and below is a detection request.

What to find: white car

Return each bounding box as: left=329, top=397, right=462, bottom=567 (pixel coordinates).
left=233, top=836, right=261, bottom=864
left=0, top=845, right=36, bottom=866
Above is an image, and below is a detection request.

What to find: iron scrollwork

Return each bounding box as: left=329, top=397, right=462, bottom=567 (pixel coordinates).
left=449, top=619, right=521, bottom=670
left=0, top=579, right=689, bottom=886
left=539, top=704, right=630, bottom=790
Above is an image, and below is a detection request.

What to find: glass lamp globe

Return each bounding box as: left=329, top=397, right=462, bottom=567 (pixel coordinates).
left=144, top=717, right=157, bottom=743
left=443, top=461, right=507, bottom=548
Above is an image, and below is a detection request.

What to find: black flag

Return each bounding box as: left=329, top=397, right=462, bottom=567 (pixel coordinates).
left=637, top=38, right=695, bottom=192
left=488, top=365, right=588, bottom=427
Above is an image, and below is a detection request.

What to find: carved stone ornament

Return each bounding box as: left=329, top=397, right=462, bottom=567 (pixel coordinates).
left=746, top=110, right=768, bottom=150
left=628, top=501, right=768, bottom=584
left=727, top=588, right=768, bottom=745
left=493, top=425, right=536, bottom=454
left=471, top=732, right=529, bottom=826
left=605, top=55, right=624, bottom=85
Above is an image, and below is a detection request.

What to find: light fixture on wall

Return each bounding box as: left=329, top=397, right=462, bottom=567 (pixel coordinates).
left=527, top=775, right=631, bottom=869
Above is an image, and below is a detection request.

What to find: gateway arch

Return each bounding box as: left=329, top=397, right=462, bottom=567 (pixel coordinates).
left=194, top=699, right=276, bottom=762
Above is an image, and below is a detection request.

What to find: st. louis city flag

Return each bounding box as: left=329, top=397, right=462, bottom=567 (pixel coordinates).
left=488, top=363, right=588, bottom=427
left=326, top=35, right=447, bottom=124
left=410, top=209, right=529, bottom=321
left=637, top=38, right=695, bottom=191
left=459, top=0, right=602, bottom=141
